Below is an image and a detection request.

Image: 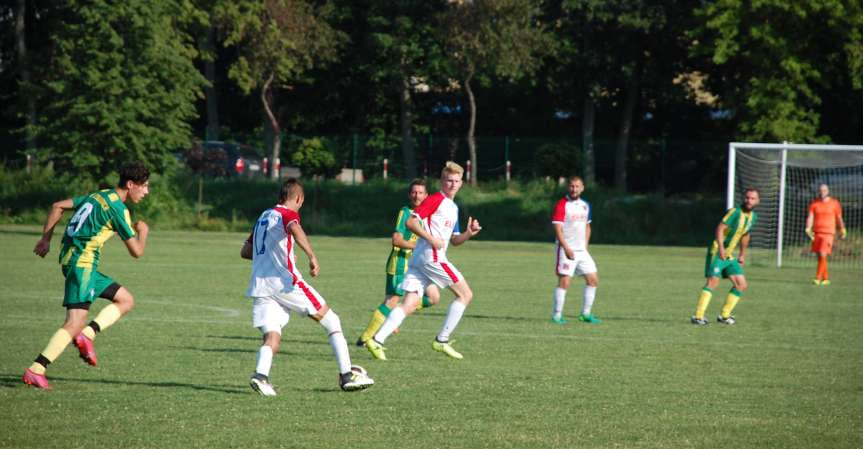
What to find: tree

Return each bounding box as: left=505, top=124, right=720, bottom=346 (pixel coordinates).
left=214, top=0, right=345, bottom=179
left=438, top=0, right=550, bottom=185
left=26, top=0, right=207, bottom=179
left=690, top=0, right=863, bottom=142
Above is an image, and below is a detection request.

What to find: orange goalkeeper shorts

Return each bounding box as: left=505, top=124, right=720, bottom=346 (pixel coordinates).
left=811, top=233, right=834, bottom=255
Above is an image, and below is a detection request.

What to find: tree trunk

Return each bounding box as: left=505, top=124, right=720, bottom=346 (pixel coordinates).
left=262, top=74, right=281, bottom=180
left=15, top=0, right=36, bottom=153
left=399, top=76, right=417, bottom=179
left=581, top=94, right=596, bottom=186
left=614, top=64, right=640, bottom=192
left=464, top=75, right=478, bottom=186
left=204, top=25, right=219, bottom=141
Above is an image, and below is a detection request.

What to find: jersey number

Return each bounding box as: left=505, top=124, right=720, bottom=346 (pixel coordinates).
left=253, top=219, right=268, bottom=255
left=66, top=203, right=94, bottom=237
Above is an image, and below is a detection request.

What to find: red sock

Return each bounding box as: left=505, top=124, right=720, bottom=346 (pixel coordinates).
left=817, top=256, right=828, bottom=280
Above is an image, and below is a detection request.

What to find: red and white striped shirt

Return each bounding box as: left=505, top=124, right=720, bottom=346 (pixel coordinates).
left=412, top=192, right=461, bottom=263
left=246, top=205, right=303, bottom=297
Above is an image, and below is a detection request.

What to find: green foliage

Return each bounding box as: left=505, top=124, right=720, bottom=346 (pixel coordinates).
left=1, top=230, right=862, bottom=448
left=535, top=142, right=583, bottom=179
left=691, top=0, right=863, bottom=142
left=27, top=0, right=207, bottom=180
left=290, top=137, right=339, bottom=178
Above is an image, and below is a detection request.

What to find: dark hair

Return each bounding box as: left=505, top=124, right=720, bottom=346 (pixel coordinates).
left=408, top=178, right=427, bottom=191
left=118, top=161, right=150, bottom=188
left=744, top=187, right=760, bottom=196
left=278, top=178, right=304, bottom=203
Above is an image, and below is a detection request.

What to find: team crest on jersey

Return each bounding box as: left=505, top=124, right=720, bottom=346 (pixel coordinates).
left=562, top=263, right=570, bottom=270
left=444, top=219, right=453, bottom=228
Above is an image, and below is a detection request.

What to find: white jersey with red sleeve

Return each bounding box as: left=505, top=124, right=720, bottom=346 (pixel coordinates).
left=411, top=191, right=461, bottom=263
left=246, top=205, right=304, bottom=297
left=551, top=196, right=591, bottom=251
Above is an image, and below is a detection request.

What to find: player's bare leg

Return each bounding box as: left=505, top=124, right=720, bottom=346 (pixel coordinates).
left=75, top=287, right=135, bottom=366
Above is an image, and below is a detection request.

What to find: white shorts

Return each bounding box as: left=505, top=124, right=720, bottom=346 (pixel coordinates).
left=251, top=280, right=327, bottom=333
left=556, top=245, right=597, bottom=277
left=399, top=259, right=463, bottom=294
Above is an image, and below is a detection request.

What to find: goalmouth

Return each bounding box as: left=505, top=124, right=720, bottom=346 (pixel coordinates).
left=728, top=142, right=863, bottom=268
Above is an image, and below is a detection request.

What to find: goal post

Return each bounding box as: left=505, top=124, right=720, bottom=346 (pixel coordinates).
left=727, top=142, right=863, bottom=268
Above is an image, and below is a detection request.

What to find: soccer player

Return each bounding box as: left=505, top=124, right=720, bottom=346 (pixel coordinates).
left=805, top=184, right=846, bottom=285
left=356, top=179, right=433, bottom=346
left=691, top=188, right=760, bottom=326
left=241, top=178, right=374, bottom=395
left=365, top=162, right=482, bottom=361
left=23, top=162, right=151, bottom=389
left=550, top=176, right=601, bottom=325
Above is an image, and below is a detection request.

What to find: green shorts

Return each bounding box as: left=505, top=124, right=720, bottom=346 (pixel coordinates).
left=704, top=252, right=744, bottom=279
left=62, top=265, right=120, bottom=308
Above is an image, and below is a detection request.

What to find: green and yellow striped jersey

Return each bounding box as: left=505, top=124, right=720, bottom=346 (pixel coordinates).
left=386, top=206, right=418, bottom=275
left=59, top=189, right=136, bottom=270
left=709, top=207, right=757, bottom=259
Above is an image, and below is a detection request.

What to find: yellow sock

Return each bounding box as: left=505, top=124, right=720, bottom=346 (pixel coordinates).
left=30, top=328, right=73, bottom=374
left=721, top=292, right=741, bottom=318
left=694, top=289, right=712, bottom=320
left=82, top=326, right=96, bottom=339
left=359, top=310, right=387, bottom=343
left=92, top=303, right=123, bottom=333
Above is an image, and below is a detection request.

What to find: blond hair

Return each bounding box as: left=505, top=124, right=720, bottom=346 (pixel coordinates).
left=441, top=161, right=464, bottom=177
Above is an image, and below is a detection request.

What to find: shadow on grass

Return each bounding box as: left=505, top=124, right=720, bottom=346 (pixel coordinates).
left=0, top=373, right=247, bottom=394
left=206, top=335, right=331, bottom=346
left=184, top=346, right=335, bottom=360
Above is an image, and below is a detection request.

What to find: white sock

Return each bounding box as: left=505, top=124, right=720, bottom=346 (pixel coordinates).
left=436, top=300, right=467, bottom=342
left=582, top=285, right=597, bottom=315
left=319, top=310, right=351, bottom=374
left=552, top=287, right=566, bottom=318
left=255, top=345, right=273, bottom=377
left=374, top=306, right=406, bottom=344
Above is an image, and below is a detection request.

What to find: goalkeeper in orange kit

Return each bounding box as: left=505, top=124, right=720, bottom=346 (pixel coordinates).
left=805, top=184, right=847, bottom=285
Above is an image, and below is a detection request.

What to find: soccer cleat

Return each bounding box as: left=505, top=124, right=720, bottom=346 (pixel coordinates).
left=578, top=314, right=602, bottom=324
left=22, top=368, right=52, bottom=390
left=821, top=279, right=831, bottom=286
left=551, top=316, right=568, bottom=325
left=339, top=371, right=374, bottom=391
left=811, top=279, right=821, bottom=285
left=249, top=373, right=277, bottom=396
left=355, top=337, right=366, bottom=347
left=431, top=340, right=463, bottom=360
left=690, top=316, right=709, bottom=326
left=73, top=333, right=98, bottom=366
left=365, top=339, right=387, bottom=361
left=717, top=315, right=736, bottom=325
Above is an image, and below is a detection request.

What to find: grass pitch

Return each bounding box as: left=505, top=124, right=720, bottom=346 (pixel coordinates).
left=0, top=226, right=861, bottom=449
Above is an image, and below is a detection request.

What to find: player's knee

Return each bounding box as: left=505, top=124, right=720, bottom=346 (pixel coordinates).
left=263, top=332, right=281, bottom=351
left=318, top=310, right=342, bottom=335
left=458, top=288, right=473, bottom=304
left=113, top=289, right=135, bottom=313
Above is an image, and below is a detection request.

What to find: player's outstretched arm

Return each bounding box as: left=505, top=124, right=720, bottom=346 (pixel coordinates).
left=288, top=222, right=320, bottom=277
left=123, top=221, right=149, bottom=258
left=451, top=217, right=481, bottom=246
left=33, top=198, right=75, bottom=258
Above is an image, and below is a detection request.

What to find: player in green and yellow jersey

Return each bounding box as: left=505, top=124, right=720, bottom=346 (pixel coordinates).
left=357, top=179, right=434, bottom=346
left=691, top=188, right=760, bottom=326
left=22, top=162, right=151, bottom=389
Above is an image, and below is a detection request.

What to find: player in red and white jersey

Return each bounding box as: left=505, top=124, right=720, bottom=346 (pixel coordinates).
left=241, top=179, right=373, bottom=395
left=550, top=176, right=601, bottom=325
left=366, top=162, right=482, bottom=360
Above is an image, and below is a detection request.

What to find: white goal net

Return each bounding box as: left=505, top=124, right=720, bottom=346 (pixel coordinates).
left=728, top=142, right=863, bottom=268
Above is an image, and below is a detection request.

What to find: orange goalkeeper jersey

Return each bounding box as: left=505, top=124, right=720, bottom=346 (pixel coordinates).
left=809, top=198, right=842, bottom=235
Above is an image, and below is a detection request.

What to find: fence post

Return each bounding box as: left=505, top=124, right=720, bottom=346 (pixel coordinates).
left=352, top=133, right=358, bottom=185
left=505, top=136, right=510, bottom=183
left=383, top=158, right=389, bottom=180
left=466, top=159, right=471, bottom=183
